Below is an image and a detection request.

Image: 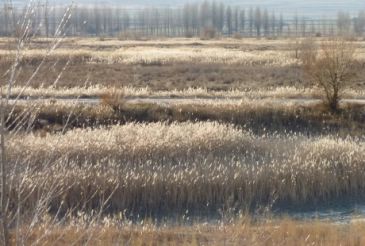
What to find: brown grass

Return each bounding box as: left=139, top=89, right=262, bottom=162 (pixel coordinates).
left=1, top=37, right=365, bottom=91
left=7, top=100, right=365, bottom=136
left=14, top=218, right=365, bottom=245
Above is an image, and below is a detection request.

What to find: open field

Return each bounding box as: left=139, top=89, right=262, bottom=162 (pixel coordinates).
left=2, top=37, right=365, bottom=245
left=1, top=37, right=365, bottom=90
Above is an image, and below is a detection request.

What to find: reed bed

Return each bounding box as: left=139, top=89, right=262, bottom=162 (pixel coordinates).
left=6, top=122, right=365, bottom=216
left=107, top=47, right=296, bottom=66
left=0, top=47, right=296, bottom=66
left=74, top=37, right=298, bottom=47
left=2, top=38, right=365, bottom=66
left=5, top=86, right=365, bottom=99
left=8, top=95, right=365, bottom=137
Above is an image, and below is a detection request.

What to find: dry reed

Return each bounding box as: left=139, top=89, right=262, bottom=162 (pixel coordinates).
left=5, top=122, right=365, bottom=216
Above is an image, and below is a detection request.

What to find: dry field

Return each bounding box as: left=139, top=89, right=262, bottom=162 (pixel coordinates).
left=2, top=37, right=365, bottom=245
left=1, top=37, right=365, bottom=90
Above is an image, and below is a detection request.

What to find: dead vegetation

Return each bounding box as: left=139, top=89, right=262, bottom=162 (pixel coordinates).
left=1, top=38, right=365, bottom=91
left=2, top=35, right=365, bottom=244
left=6, top=100, right=365, bottom=137
left=15, top=218, right=365, bottom=246
left=301, top=38, right=358, bottom=111
left=3, top=121, right=365, bottom=216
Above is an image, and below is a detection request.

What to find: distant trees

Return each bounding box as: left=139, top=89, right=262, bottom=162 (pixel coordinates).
left=263, top=9, right=269, bottom=37
left=240, top=9, right=245, bottom=34
left=200, top=1, right=211, bottom=33
left=249, top=7, right=254, bottom=36
left=337, top=11, right=352, bottom=36
left=218, top=3, right=224, bottom=33
left=226, top=6, right=232, bottom=35
left=270, top=12, right=276, bottom=36
left=354, top=11, right=365, bottom=36
left=233, top=8, right=239, bottom=33
left=279, top=14, right=284, bottom=36
left=0, top=2, right=364, bottom=39
left=254, top=7, right=262, bottom=37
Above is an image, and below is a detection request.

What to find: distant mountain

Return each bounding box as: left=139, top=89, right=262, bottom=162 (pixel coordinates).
left=13, top=0, right=365, bottom=17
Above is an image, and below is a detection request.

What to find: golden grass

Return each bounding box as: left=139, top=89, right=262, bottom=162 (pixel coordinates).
left=74, top=37, right=299, bottom=47
left=5, top=122, right=365, bottom=215
left=7, top=97, right=365, bottom=139
left=16, top=217, right=365, bottom=245
left=0, top=47, right=296, bottom=66
left=3, top=36, right=365, bottom=244
left=1, top=37, right=365, bottom=66
left=5, top=86, right=365, bottom=99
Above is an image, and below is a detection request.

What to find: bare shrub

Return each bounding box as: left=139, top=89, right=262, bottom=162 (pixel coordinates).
left=301, top=38, right=357, bottom=111
left=101, top=89, right=126, bottom=112
left=200, top=27, right=217, bottom=40
left=184, top=30, right=194, bottom=38
left=118, top=31, right=146, bottom=41
left=232, top=32, right=242, bottom=39
left=315, top=32, right=322, bottom=37
left=298, top=37, right=317, bottom=67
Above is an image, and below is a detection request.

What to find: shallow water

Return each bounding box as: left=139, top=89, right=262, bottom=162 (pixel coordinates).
left=278, top=204, right=365, bottom=223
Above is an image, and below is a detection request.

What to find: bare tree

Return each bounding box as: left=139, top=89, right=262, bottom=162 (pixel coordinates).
left=94, top=5, right=101, bottom=36
left=354, top=10, right=365, bottom=37
left=301, top=38, right=357, bottom=111
left=297, top=37, right=317, bottom=65
left=279, top=13, right=284, bottom=36
left=337, top=11, right=351, bottom=36
left=248, top=7, right=254, bottom=37
left=301, top=17, right=307, bottom=37
left=200, top=1, right=212, bottom=33
left=218, top=3, right=224, bottom=33
left=183, top=3, right=191, bottom=36
left=254, top=7, right=261, bottom=37
left=293, top=13, right=299, bottom=37
left=226, top=6, right=232, bottom=35
left=211, top=1, right=217, bottom=31
left=122, top=9, right=130, bottom=32
left=44, top=0, right=49, bottom=37
left=270, top=11, right=276, bottom=37
left=233, top=7, right=239, bottom=33
left=263, top=9, right=269, bottom=37
left=240, top=9, right=245, bottom=35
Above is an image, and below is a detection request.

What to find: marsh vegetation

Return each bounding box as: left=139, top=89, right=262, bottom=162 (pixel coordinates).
left=0, top=2, right=365, bottom=244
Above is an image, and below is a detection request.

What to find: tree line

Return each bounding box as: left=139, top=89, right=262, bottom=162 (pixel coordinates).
left=1, top=1, right=365, bottom=38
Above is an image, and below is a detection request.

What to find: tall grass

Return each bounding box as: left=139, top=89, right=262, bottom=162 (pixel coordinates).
left=3, top=86, right=365, bottom=99
left=5, top=122, right=365, bottom=217
left=3, top=33, right=365, bottom=244
left=7, top=98, right=365, bottom=137
left=0, top=47, right=296, bottom=66
left=17, top=216, right=365, bottom=246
